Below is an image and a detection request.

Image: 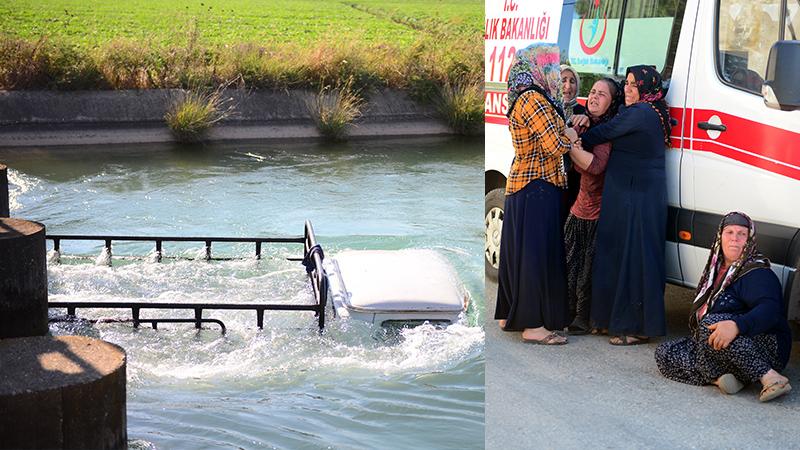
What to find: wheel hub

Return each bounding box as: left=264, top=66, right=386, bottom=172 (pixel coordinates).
left=484, top=207, right=503, bottom=269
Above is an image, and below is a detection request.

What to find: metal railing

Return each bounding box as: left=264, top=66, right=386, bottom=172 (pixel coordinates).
left=47, top=233, right=305, bottom=262
left=47, top=220, right=328, bottom=331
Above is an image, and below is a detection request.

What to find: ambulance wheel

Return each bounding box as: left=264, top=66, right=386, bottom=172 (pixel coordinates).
left=786, top=260, right=800, bottom=321
left=485, top=188, right=504, bottom=281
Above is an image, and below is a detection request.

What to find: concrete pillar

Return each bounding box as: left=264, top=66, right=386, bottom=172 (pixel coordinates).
left=0, top=335, right=127, bottom=449
left=0, top=218, right=48, bottom=338
left=0, top=163, right=8, bottom=217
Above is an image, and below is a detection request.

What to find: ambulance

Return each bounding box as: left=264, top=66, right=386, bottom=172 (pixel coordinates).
left=484, top=0, right=800, bottom=318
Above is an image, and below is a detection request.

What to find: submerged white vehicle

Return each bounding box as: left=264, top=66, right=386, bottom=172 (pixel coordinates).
left=47, top=222, right=469, bottom=332
left=323, top=249, right=469, bottom=326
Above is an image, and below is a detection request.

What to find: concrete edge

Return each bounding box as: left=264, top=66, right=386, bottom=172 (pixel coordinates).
left=0, top=120, right=459, bottom=147
left=0, top=88, right=480, bottom=147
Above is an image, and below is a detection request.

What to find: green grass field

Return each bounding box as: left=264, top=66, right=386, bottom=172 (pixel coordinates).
left=0, top=0, right=481, bottom=48
left=0, top=1, right=483, bottom=133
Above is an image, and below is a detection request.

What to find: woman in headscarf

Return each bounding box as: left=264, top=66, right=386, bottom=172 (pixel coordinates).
left=494, top=43, right=580, bottom=345
left=577, top=65, right=671, bottom=345
left=560, top=65, right=585, bottom=124
left=560, top=64, right=586, bottom=227
left=654, top=212, right=792, bottom=402
left=563, top=77, right=621, bottom=334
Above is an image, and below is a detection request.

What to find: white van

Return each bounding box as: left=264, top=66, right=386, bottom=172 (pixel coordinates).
left=485, top=0, right=800, bottom=318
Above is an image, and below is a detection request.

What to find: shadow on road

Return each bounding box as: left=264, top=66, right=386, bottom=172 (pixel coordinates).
left=486, top=280, right=800, bottom=448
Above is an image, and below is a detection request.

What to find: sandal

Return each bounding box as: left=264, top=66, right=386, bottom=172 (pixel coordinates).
left=609, top=335, right=649, bottom=346
left=522, top=332, right=567, bottom=345
left=760, top=380, right=792, bottom=402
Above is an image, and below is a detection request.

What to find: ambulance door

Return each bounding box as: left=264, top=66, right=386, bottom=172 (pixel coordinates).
left=682, top=0, right=800, bottom=287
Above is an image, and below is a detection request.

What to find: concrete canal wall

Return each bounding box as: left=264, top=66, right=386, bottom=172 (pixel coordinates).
left=0, top=89, right=457, bottom=147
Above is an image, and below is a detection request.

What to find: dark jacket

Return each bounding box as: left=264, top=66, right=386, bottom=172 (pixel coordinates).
left=709, top=267, right=792, bottom=367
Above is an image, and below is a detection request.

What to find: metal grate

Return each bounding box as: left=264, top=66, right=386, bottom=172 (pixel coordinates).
left=46, top=220, right=328, bottom=331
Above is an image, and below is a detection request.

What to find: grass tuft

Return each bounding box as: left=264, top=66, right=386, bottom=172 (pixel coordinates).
left=306, top=78, right=365, bottom=141
left=164, top=80, right=237, bottom=142
left=435, top=76, right=483, bottom=135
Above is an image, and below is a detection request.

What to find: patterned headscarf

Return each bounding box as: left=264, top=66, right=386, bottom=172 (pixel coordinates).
left=560, top=64, right=581, bottom=122
left=689, top=211, right=770, bottom=331
left=626, top=65, right=671, bottom=147
left=506, top=44, right=563, bottom=119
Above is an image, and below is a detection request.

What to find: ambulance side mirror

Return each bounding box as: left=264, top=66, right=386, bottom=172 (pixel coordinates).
left=762, top=40, right=800, bottom=111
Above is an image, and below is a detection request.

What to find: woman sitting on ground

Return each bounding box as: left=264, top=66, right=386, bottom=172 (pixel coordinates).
left=655, top=212, right=792, bottom=402
left=564, top=78, right=620, bottom=334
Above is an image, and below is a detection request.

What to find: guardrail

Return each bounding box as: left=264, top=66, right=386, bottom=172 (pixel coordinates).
left=46, top=220, right=328, bottom=331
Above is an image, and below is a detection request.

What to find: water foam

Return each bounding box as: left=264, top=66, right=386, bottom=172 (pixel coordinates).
left=7, top=169, right=39, bottom=212
left=48, top=258, right=483, bottom=384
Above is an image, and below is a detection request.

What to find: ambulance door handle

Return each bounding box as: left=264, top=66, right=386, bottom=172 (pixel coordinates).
left=697, top=121, right=727, bottom=132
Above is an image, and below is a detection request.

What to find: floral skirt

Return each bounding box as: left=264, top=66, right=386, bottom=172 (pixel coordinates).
left=654, top=313, right=782, bottom=385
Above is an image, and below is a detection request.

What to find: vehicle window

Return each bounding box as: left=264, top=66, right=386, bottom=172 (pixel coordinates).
left=660, top=0, right=687, bottom=81
left=568, top=0, right=625, bottom=75
left=786, top=2, right=799, bottom=40
left=567, top=0, right=685, bottom=92
left=616, top=0, right=682, bottom=77
left=717, top=0, right=782, bottom=94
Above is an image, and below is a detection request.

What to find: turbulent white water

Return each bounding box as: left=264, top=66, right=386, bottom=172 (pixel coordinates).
left=7, top=169, right=38, bottom=212
left=4, top=137, right=485, bottom=449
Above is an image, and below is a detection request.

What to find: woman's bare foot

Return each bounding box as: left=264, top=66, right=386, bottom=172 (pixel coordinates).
left=761, top=369, right=789, bottom=387
left=759, top=369, right=791, bottom=402
left=498, top=319, right=507, bottom=329
left=521, top=326, right=567, bottom=345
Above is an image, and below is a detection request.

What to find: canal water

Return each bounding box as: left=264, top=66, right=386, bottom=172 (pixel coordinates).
left=2, top=136, right=484, bottom=449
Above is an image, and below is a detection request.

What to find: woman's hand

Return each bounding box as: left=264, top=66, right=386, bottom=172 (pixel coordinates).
left=568, top=139, right=592, bottom=170
left=564, top=127, right=579, bottom=143
left=570, top=114, right=590, bottom=128
left=707, top=320, right=739, bottom=350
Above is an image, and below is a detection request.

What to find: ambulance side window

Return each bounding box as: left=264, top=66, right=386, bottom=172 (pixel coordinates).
left=567, top=0, right=685, bottom=89
left=787, top=2, right=800, bottom=40
left=717, top=0, right=782, bottom=94
left=616, top=0, right=683, bottom=77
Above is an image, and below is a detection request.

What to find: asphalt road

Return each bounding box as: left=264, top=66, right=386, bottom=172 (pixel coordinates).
left=486, top=280, right=800, bottom=449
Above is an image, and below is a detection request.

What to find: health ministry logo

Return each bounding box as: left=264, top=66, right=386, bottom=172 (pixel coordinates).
left=579, top=0, right=607, bottom=55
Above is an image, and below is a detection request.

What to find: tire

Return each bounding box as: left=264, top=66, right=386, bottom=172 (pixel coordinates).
left=786, top=265, right=800, bottom=321
left=485, top=188, right=505, bottom=281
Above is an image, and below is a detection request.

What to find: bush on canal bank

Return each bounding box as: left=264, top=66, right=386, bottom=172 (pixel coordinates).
left=165, top=82, right=236, bottom=142
left=435, top=76, right=483, bottom=136
left=306, top=78, right=365, bottom=141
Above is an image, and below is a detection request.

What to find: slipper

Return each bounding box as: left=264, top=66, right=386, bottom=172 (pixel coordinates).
left=759, top=380, right=792, bottom=402
left=716, top=373, right=744, bottom=395
left=522, top=332, right=567, bottom=345
left=609, top=335, right=649, bottom=346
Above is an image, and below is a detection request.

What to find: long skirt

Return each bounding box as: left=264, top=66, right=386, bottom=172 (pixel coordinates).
left=590, top=166, right=666, bottom=336
left=494, top=179, right=569, bottom=330
left=564, top=214, right=598, bottom=323
left=654, top=313, right=782, bottom=385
